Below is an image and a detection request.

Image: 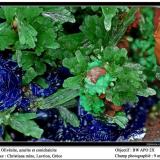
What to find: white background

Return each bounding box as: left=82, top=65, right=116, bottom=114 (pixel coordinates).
left=0, top=146, right=160, bottom=159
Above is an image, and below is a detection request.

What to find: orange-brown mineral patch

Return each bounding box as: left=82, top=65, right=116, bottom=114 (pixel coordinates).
left=87, top=67, right=106, bottom=83
left=154, top=22, right=160, bottom=65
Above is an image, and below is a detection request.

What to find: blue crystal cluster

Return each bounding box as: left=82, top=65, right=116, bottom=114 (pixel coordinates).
left=32, top=67, right=158, bottom=142
left=17, top=67, right=71, bottom=112
left=0, top=58, right=21, bottom=111
left=0, top=54, right=158, bottom=141
left=0, top=56, right=22, bottom=139
left=35, top=96, right=157, bottom=142
left=30, top=67, right=71, bottom=97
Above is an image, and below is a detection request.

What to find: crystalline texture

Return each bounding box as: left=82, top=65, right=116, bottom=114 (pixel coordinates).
left=30, top=67, right=71, bottom=97
left=0, top=58, right=21, bottom=111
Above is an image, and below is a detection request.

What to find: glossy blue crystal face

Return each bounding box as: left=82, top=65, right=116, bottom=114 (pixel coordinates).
left=34, top=96, right=158, bottom=142
left=30, top=67, right=71, bottom=97
left=0, top=58, right=21, bottom=111
left=18, top=67, right=71, bottom=111
left=17, top=97, right=30, bottom=112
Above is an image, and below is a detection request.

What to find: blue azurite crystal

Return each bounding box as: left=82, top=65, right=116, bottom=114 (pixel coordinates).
left=17, top=97, right=31, bottom=112
left=30, top=66, right=158, bottom=142
left=3, top=62, right=155, bottom=142
left=0, top=58, right=21, bottom=111
left=33, top=138, right=53, bottom=142
left=116, top=96, right=158, bottom=141
left=34, top=96, right=158, bottom=142
left=17, top=67, right=71, bottom=111
left=30, top=67, right=71, bottom=97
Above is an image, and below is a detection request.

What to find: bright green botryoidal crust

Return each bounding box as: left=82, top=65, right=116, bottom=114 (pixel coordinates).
left=62, top=46, right=156, bottom=128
